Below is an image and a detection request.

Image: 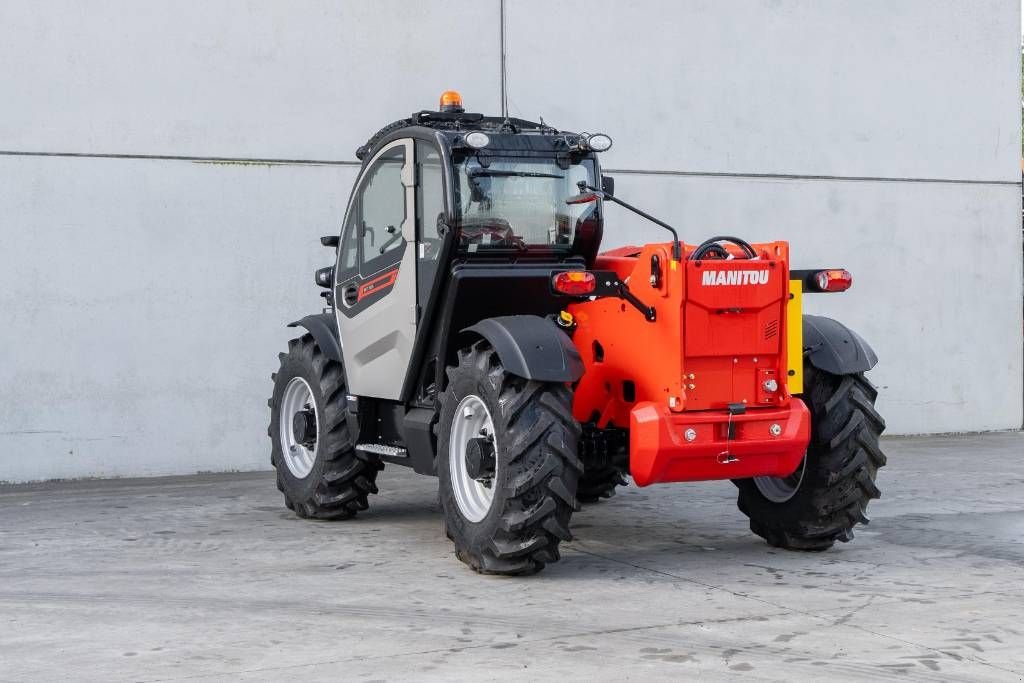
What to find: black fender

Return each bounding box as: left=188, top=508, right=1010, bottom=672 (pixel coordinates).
left=803, top=315, right=878, bottom=375
left=463, top=315, right=584, bottom=383
left=287, top=313, right=343, bottom=363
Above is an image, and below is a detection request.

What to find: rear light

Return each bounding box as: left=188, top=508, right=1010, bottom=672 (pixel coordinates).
left=815, top=269, right=853, bottom=292
left=552, top=271, right=596, bottom=296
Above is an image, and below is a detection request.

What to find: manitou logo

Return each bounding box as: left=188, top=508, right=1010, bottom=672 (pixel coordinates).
left=701, top=270, right=770, bottom=286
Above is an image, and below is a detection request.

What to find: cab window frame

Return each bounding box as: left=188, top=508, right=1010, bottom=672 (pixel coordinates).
left=335, top=140, right=411, bottom=283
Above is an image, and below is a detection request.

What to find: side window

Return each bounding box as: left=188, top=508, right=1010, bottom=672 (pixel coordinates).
left=337, top=209, right=360, bottom=282
left=417, top=142, right=444, bottom=247
left=359, top=146, right=407, bottom=275
left=416, top=141, right=445, bottom=306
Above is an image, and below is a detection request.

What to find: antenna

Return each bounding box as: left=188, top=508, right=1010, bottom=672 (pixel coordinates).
left=499, top=0, right=508, bottom=118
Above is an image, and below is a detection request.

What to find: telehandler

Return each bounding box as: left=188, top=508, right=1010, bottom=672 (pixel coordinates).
left=269, top=92, right=886, bottom=574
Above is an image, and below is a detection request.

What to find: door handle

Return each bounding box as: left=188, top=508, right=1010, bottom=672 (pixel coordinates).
left=342, top=284, right=359, bottom=307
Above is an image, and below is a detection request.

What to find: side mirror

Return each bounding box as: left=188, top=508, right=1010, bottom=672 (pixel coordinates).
left=320, top=235, right=340, bottom=248
left=601, top=175, right=615, bottom=196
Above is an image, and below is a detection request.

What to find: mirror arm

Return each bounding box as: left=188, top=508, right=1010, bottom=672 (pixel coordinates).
left=581, top=182, right=682, bottom=261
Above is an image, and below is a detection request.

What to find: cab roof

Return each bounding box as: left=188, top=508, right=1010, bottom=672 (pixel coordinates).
left=355, top=109, right=579, bottom=161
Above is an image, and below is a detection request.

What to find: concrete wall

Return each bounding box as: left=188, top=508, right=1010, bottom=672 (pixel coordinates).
left=1, top=0, right=1020, bottom=482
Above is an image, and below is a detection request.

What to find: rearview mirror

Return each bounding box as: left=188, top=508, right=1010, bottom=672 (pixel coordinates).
left=601, top=175, right=615, bottom=196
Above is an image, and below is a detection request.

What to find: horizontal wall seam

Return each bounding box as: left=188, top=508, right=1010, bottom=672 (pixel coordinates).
left=603, top=167, right=1022, bottom=187
left=0, top=149, right=1019, bottom=186
left=0, top=149, right=362, bottom=167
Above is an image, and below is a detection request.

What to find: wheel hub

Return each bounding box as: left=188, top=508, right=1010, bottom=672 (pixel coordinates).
left=448, top=394, right=498, bottom=523
left=291, top=409, right=317, bottom=448
left=464, top=436, right=496, bottom=485
left=278, top=376, right=318, bottom=479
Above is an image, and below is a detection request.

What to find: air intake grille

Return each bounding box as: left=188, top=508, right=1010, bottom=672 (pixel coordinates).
left=764, top=319, right=779, bottom=340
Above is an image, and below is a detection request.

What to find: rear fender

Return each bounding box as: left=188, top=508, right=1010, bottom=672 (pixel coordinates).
left=803, top=315, right=878, bottom=375
left=462, top=315, right=584, bottom=383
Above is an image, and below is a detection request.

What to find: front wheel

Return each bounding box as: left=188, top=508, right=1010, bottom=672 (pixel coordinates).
left=437, top=341, right=582, bottom=575
left=268, top=334, right=382, bottom=519
left=735, top=365, right=887, bottom=550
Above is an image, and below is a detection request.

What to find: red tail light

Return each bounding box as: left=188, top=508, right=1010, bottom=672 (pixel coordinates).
left=815, top=269, right=853, bottom=292
left=553, top=271, right=596, bottom=296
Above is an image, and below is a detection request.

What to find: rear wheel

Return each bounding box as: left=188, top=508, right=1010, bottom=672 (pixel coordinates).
left=269, top=334, right=383, bottom=519
left=736, top=365, right=886, bottom=550
left=437, top=341, right=582, bottom=575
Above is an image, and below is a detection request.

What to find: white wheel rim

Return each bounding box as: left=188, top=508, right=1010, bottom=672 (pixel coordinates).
left=449, top=394, right=498, bottom=523
left=279, top=377, right=318, bottom=479
left=753, top=453, right=807, bottom=503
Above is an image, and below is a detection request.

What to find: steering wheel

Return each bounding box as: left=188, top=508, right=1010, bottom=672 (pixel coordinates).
left=690, top=235, right=758, bottom=260
left=458, top=217, right=526, bottom=250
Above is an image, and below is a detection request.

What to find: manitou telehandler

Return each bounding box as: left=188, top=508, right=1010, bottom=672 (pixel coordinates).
left=269, top=92, right=886, bottom=575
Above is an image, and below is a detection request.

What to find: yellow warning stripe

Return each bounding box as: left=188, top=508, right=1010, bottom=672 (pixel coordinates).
left=787, top=279, right=804, bottom=394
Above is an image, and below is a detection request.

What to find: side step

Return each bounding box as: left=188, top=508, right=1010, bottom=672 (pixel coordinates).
left=356, top=443, right=408, bottom=459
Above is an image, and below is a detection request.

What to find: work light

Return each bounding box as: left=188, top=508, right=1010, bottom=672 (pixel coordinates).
left=587, top=133, right=613, bottom=152
left=464, top=132, right=490, bottom=149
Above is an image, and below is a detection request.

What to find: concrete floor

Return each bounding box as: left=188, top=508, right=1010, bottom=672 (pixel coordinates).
left=1, top=432, right=1023, bottom=682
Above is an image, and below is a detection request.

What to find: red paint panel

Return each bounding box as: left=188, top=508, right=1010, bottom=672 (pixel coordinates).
left=629, top=399, right=810, bottom=486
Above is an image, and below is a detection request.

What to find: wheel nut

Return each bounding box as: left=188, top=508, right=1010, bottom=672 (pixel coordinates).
left=684, top=428, right=697, bottom=442
left=769, top=423, right=782, bottom=437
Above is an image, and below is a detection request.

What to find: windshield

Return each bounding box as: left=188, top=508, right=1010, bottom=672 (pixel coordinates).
left=453, top=155, right=597, bottom=252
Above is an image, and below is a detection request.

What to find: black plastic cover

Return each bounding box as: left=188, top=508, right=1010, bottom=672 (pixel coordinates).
left=403, top=408, right=437, bottom=475
left=803, top=315, right=878, bottom=375
left=464, top=315, right=584, bottom=383
left=287, top=313, right=342, bottom=363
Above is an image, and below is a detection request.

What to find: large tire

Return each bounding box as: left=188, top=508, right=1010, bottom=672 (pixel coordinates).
left=735, top=365, right=886, bottom=550
left=437, top=340, right=582, bottom=575
left=269, top=334, right=382, bottom=519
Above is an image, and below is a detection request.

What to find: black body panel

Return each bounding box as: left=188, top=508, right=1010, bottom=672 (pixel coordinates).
left=464, top=315, right=584, bottom=383
left=287, top=313, right=342, bottom=363
left=803, top=315, right=878, bottom=375
left=403, top=408, right=438, bottom=474
left=436, top=261, right=583, bottom=388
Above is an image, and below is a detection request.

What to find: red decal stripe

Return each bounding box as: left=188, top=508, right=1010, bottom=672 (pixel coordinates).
left=357, top=268, right=399, bottom=301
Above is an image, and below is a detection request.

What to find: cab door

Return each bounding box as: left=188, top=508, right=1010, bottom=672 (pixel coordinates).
left=334, top=139, right=416, bottom=399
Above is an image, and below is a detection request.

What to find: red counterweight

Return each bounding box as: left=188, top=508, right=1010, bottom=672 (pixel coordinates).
left=568, top=241, right=810, bottom=486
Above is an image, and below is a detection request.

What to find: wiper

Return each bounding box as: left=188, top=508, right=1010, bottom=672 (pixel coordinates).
left=468, top=170, right=565, bottom=179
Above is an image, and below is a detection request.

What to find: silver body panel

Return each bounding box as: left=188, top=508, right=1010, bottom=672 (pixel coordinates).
left=334, top=139, right=417, bottom=400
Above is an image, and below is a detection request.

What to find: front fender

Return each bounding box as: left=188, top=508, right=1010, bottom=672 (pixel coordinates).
left=803, top=315, right=878, bottom=375
left=287, top=313, right=342, bottom=363
left=463, top=315, right=584, bottom=383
